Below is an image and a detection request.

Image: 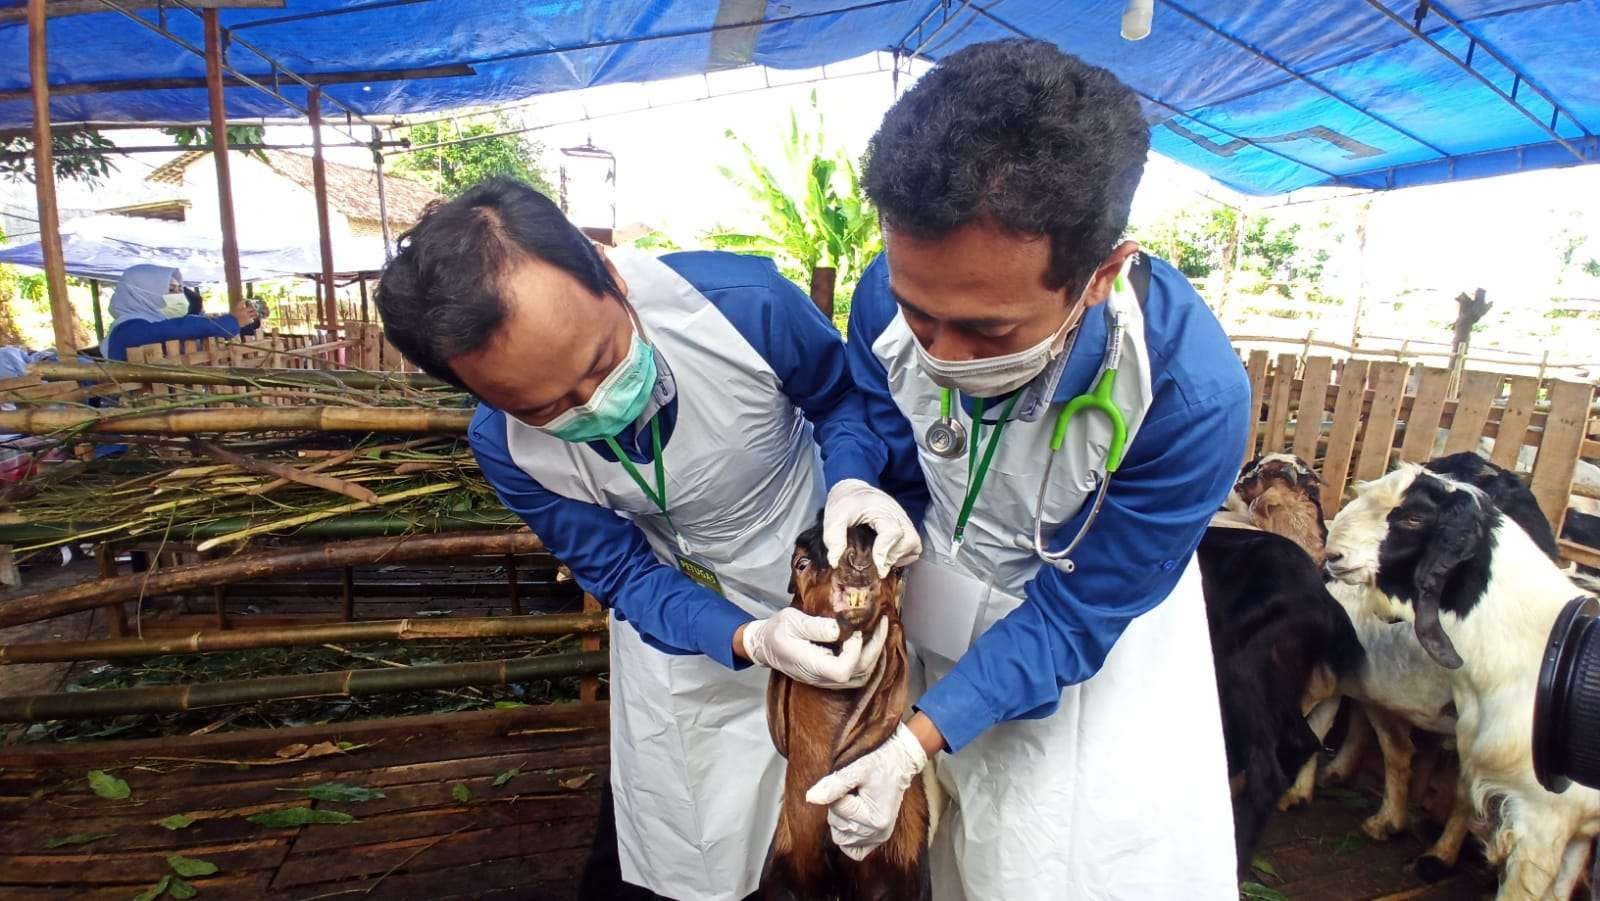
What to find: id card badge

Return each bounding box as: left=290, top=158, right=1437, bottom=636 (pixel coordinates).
left=676, top=554, right=725, bottom=597
left=902, top=559, right=987, bottom=664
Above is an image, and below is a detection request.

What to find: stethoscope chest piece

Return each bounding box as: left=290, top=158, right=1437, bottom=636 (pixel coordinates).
left=925, top=417, right=967, bottom=459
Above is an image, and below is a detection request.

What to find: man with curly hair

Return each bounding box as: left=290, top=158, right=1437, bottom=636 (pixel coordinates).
left=806, top=39, right=1249, bottom=899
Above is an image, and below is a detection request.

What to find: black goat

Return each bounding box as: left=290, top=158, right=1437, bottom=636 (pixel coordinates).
left=1198, top=527, right=1366, bottom=864
left=1422, top=452, right=1559, bottom=560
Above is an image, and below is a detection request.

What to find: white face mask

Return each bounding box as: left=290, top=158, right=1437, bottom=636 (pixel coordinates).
left=162, top=293, right=190, bottom=318
left=914, top=296, right=1089, bottom=398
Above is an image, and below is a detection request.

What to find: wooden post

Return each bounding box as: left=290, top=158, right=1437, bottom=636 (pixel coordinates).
left=810, top=265, right=837, bottom=323
left=308, top=87, right=340, bottom=333
left=88, top=279, right=104, bottom=342
left=340, top=565, right=355, bottom=621
left=203, top=8, right=245, bottom=314
left=212, top=584, right=228, bottom=630
left=505, top=554, right=523, bottom=616
left=27, top=0, right=75, bottom=358
left=97, top=542, right=128, bottom=638
left=359, top=276, right=369, bottom=322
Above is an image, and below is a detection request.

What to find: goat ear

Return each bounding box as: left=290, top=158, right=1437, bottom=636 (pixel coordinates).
left=1408, top=491, right=1482, bottom=670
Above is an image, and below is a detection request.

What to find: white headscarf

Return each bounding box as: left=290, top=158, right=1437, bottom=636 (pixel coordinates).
left=109, top=264, right=183, bottom=326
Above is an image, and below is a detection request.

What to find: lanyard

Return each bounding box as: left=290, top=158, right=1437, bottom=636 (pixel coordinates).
left=602, top=416, right=675, bottom=537
left=951, top=390, right=1021, bottom=553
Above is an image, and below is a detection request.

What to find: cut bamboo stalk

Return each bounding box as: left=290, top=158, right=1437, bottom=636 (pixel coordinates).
left=0, top=407, right=472, bottom=436
left=32, top=360, right=448, bottom=391
left=0, top=531, right=543, bottom=628
left=196, top=439, right=380, bottom=504
left=0, top=613, right=607, bottom=664
left=0, top=650, right=609, bottom=723
left=194, top=482, right=459, bottom=552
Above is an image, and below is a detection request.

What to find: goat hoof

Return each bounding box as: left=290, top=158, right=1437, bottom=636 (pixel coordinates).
left=1277, top=790, right=1312, bottom=812
left=1413, top=854, right=1455, bottom=883
left=1360, top=814, right=1401, bottom=842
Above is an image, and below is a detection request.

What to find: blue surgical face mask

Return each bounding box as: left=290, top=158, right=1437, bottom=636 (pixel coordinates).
left=538, top=324, right=658, bottom=443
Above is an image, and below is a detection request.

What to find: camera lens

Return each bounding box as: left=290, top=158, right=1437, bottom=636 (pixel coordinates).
left=1533, top=597, right=1600, bottom=793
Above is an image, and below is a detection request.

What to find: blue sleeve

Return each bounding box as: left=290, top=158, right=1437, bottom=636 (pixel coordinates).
left=916, top=378, right=1251, bottom=753
left=468, top=405, right=755, bottom=668
left=660, top=251, right=885, bottom=489
left=844, top=254, right=930, bottom=523
left=105, top=315, right=241, bottom=361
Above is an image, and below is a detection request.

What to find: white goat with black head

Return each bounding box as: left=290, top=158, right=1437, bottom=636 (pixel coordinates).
left=1326, top=465, right=1600, bottom=901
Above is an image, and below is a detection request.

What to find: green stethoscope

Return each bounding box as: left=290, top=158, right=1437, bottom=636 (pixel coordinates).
left=928, top=307, right=1129, bottom=574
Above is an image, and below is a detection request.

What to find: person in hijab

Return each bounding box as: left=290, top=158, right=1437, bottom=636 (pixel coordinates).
left=102, top=265, right=261, bottom=361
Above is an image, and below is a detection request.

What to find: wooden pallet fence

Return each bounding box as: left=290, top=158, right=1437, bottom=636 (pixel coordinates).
left=1237, top=348, right=1596, bottom=533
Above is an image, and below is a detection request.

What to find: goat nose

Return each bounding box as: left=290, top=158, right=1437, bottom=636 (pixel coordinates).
left=845, top=547, right=871, bottom=573
left=1325, top=552, right=1343, bottom=564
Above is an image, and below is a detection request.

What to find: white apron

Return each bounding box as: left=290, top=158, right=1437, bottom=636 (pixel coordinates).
left=874, top=271, right=1237, bottom=900
left=505, top=250, right=823, bottom=900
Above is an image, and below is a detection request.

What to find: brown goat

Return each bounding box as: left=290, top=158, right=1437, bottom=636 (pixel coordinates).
left=1231, top=453, right=1329, bottom=564
left=761, top=521, right=929, bottom=901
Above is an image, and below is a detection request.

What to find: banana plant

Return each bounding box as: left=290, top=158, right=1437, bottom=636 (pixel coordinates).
left=705, top=92, right=881, bottom=297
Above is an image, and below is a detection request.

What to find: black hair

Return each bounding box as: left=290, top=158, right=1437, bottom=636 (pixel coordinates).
left=374, top=176, right=622, bottom=390
left=863, top=39, right=1150, bottom=295
left=183, top=285, right=204, bottom=317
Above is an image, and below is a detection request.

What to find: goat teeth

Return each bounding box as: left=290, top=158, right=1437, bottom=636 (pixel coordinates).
left=845, top=588, right=869, bottom=609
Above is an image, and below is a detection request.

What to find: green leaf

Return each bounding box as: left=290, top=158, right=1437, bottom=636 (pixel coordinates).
left=1333, top=832, right=1367, bottom=855
left=1250, top=856, right=1279, bottom=880
left=88, top=770, right=130, bottom=800
left=451, top=783, right=472, bottom=803
left=157, top=814, right=194, bottom=831
left=247, top=807, right=358, bottom=828
left=166, top=878, right=197, bottom=900
left=1240, top=882, right=1289, bottom=901
left=45, top=832, right=113, bottom=848
left=132, top=874, right=172, bottom=901
left=492, top=701, right=527, bottom=709
left=167, top=855, right=218, bottom=877
left=492, top=767, right=521, bottom=788
left=277, top=782, right=386, bottom=803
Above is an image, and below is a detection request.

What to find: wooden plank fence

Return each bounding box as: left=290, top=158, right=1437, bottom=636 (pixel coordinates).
left=1238, top=352, right=1598, bottom=547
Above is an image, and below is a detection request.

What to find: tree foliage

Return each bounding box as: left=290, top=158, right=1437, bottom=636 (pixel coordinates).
left=161, top=125, right=268, bottom=162
left=391, top=116, right=552, bottom=198
left=0, top=130, right=117, bottom=186
left=704, top=91, right=881, bottom=300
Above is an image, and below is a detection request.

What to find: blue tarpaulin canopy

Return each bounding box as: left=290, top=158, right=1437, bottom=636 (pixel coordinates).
left=1, top=1, right=1596, bottom=196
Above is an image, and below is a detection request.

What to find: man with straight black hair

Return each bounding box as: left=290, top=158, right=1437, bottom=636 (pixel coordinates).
left=375, top=177, right=922, bottom=900
left=807, top=39, right=1248, bottom=899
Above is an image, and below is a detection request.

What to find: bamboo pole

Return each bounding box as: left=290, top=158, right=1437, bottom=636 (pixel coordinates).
left=203, top=7, right=245, bottom=313
left=28, top=0, right=75, bottom=358
left=0, top=406, right=473, bottom=436
left=89, top=279, right=104, bottom=342
left=33, top=360, right=448, bottom=390
left=0, top=511, right=520, bottom=545
left=0, top=613, right=607, bottom=664
left=308, top=86, right=340, bottom=332
left=196, top=438, right=380, bottom=503
left=0, top=530, right=543, bottom=628
left=0, top=649, right=609, bottom=723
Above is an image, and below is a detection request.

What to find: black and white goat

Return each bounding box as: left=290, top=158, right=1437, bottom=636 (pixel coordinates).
left=1197, top=525, right=1364, bottom=863
left=1327, top=465, right=1600, bottom=900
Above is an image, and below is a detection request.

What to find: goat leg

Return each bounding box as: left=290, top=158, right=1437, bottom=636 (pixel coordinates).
left=1321, top=703, right=1372, bottom=786
left=1551, top=836, right=1592, bottom=901
left=1279, top=696, right=1342, bottom=811
left=1415, top=786, right=1473, bottom=882
left=1360, top=710, right=1414, bottom=842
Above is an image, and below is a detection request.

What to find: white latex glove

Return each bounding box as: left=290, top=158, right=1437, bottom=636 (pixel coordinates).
left=824, top=479, right=923, bottom=577
left=806, top=722, right=928, bottom=861
left=742, top=608, right=888, bottom=689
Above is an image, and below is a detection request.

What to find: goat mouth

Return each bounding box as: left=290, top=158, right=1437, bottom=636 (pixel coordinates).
left=830, top=581, right=876, bottom=614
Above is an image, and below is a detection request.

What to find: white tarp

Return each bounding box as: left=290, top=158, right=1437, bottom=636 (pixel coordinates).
left=0, top=214, right=387, bottom=284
